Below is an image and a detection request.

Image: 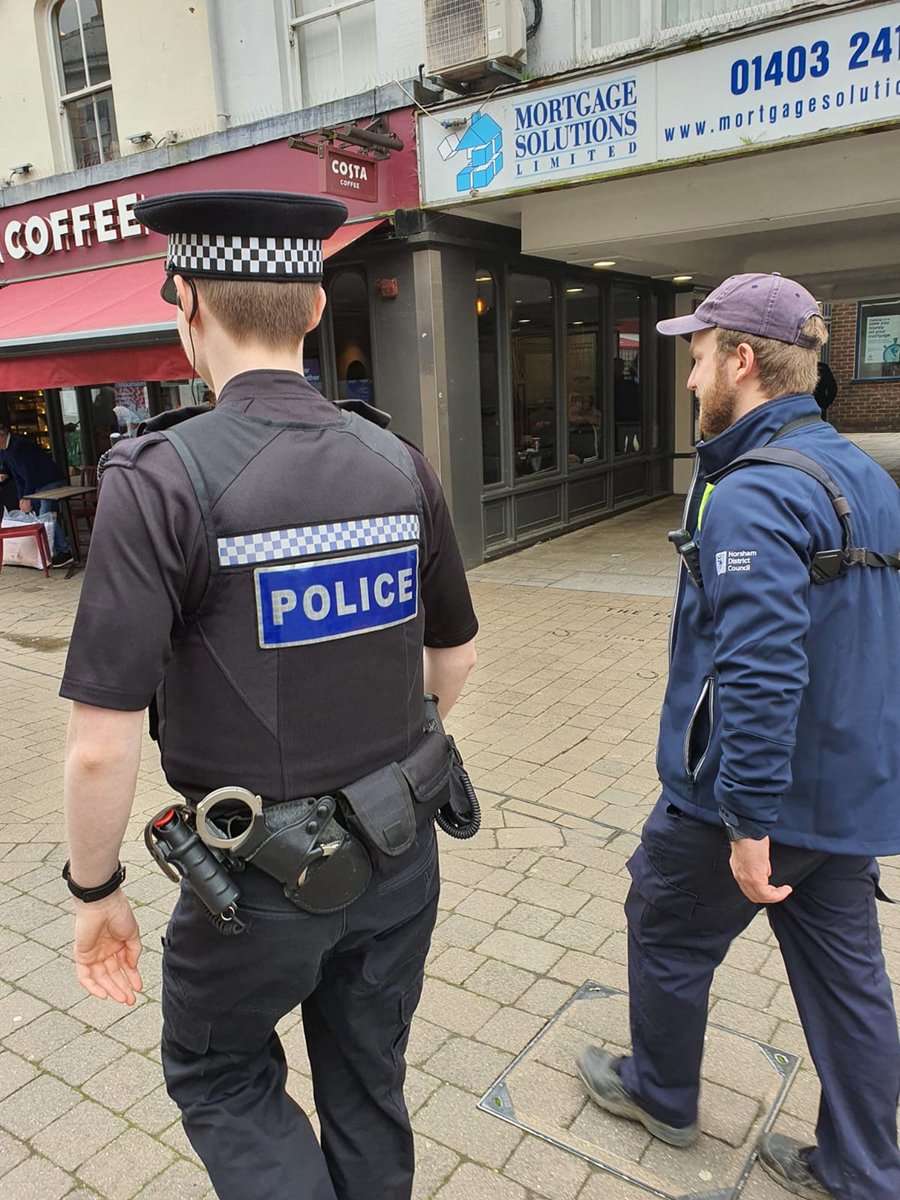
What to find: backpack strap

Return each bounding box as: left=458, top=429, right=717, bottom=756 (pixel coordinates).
left=707, top=444, right=900, bottom=584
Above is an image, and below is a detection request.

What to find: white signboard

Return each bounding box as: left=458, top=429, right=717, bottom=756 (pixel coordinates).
left=419, top=1, right=900, bottom=205
left=422, top=63, right=657, bottom=202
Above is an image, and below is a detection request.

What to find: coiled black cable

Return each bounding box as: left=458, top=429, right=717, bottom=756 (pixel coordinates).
left=435, top=760, right=482, bottom=840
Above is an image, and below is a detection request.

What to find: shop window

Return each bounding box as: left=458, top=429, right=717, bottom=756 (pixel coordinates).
left=60, top=387, right=87, bottom=475
left=89, top=385, right=119, bottom=458
left=565, top=282, right=603, bottom=467
left=856, top=298, right=900, bottom=381
left=290, top=0, right=376, bottom=107
left=651, top=292, right=670, bottom=451
left=613, top=287, right=643, bottom=455
left=52, top=0, right=119, bottom=168
left=510, top=274, right=556, bottom=478
left=156, top=380, right=215, bottom=413
left=330, top=270, right=374, bottom=403
left=1, top=392, right=51, bottom=453
left=476, top=270, right=501, bottom=486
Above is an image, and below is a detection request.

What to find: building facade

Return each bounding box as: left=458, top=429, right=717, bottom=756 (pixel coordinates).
left=415, top=0, right=900, bottom=509
left=1, top=1, right=899, bottom=566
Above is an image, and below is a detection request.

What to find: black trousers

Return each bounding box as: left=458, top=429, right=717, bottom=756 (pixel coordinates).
left=620, top=799, right=900, bottom=1200
left=160, top=825, right=440, bottom=1200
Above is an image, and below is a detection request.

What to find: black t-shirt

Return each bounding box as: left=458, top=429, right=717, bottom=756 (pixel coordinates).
left=60, top=372, right=478, bottom=712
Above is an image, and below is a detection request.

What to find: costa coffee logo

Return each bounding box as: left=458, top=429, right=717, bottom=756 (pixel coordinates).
left=323, top=146, right=378, bottom=203
left=0, top=191, right=148, bottom=264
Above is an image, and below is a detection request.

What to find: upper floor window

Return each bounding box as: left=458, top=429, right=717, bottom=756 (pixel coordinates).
left=290, top=0, right=377, bottom=107
left=590, top=0, right=814, bottom=54
left=52, top=0, right=118, bottom=167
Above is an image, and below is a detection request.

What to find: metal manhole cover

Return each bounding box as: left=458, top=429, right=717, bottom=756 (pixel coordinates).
left=478, top=981, right=799, bottom=1200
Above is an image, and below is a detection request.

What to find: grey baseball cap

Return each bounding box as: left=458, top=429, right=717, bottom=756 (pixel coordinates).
left=656, top=272, right=821, bottom=347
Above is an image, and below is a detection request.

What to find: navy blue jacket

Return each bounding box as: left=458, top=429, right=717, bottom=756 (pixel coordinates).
left=659, top=394, right=900, bottom=855
left=1, top=434, right=64, bottom=499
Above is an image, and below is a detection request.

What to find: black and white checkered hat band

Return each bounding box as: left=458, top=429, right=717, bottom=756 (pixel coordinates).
left=167, top=233, right=323, bottom=279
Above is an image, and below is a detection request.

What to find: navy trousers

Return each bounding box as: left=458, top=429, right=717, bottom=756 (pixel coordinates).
left=160, top=825, right=440, bottom=1200
left=620, top=799, right=900, bottom=1200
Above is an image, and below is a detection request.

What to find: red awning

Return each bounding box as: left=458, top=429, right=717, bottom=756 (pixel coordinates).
left=321, top=217, right=385, bottom=259
left=0, top=218, right=386, bottom=391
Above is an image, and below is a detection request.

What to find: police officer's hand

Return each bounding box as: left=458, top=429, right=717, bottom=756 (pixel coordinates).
left=72, top=890, right=144, bottom=1005
left=729, top=836, right=793, bottom=905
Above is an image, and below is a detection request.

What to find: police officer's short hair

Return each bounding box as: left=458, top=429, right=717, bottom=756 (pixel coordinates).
left=196, top=278, right=322, bottom=349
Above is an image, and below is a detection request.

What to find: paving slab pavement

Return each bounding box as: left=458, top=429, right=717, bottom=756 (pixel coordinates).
left=1, top=495, right=897, bottom=1199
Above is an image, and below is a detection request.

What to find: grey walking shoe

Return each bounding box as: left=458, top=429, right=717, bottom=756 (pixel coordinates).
left=757, top=1133, right=833, bottom=1198
left=576, top=1046, right=699, bottom=1148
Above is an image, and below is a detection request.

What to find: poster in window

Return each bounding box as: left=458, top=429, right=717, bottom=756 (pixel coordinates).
left=857, top=300, right=900, bottom=379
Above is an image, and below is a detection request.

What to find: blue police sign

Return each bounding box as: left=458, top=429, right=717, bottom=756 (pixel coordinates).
left=255, top=545, right=419, bottom=648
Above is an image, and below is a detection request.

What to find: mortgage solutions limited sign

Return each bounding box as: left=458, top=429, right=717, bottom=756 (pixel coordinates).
left=419, top=0, right=900, bottom=204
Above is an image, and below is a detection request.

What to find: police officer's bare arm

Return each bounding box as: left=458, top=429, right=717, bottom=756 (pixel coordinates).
left=424, top=639, right=478, bottom=718
left=63, top=702, right=146, bottom=1005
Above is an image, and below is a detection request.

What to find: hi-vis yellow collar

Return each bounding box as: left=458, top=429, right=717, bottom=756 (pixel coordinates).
left=697, top=482, right=716, bottom=531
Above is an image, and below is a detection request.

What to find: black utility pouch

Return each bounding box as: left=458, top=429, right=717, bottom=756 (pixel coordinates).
left=400, top=731, right=454, bottom=817
left=340, top=762, right=417, bottom=868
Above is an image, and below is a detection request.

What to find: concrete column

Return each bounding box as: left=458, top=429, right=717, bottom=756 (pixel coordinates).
left=412, top=250, right=454, bottom=509
left=369, top=242, right=484, bottom=567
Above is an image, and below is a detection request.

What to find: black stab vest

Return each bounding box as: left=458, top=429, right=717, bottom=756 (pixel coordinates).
left=156, top=403, right=426, bottom=806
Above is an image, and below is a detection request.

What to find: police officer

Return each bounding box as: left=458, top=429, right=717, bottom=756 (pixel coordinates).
left=577, top=273, right=900, bottom=1200
left=60, top=191, right=478, bottom=1200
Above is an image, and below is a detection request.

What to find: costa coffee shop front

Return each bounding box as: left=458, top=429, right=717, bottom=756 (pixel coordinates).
left=0, top=114, right=417, bottom=482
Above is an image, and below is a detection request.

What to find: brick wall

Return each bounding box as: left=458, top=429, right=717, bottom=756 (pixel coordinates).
left=828, top=300, right=900, bottom=432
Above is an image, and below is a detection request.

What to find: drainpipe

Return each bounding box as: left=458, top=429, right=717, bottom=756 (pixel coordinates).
left=205, top=0, right=231, bottom=132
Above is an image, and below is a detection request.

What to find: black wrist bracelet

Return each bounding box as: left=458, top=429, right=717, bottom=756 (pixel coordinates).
left=62, top=860, right=126, bottom=902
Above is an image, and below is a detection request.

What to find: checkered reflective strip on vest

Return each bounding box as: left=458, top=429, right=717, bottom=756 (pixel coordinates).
left=217, top=514, right=421, bottom=567
left=167, top=233, right=323, bottom=278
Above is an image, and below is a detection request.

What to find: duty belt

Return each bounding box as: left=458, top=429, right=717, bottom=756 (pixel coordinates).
left=145, top=701, right=480, bottom=934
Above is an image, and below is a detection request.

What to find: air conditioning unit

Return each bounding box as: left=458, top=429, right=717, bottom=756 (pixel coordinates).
left=423, top=0, right=526, bottom=84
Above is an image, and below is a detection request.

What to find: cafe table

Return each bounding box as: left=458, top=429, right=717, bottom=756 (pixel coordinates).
left=23, top=484, right=97, bottom=578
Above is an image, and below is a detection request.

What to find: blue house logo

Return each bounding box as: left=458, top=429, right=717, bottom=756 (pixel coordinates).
left=438, top=111, right=504, bottom=193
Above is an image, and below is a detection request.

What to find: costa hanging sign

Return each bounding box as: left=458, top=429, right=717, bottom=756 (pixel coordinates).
left=0, top=191, right=148, bottom=264
left=323, top=146, right=378, bottom=203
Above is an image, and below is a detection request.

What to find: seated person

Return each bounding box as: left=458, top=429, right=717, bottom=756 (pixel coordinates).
left=567, top=392, right=602, bottom=463
left=0, top=423, right=73, bottom=565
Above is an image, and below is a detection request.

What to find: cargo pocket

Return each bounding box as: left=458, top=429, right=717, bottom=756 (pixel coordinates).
left=627, top=848, right=699, bottom=923
left=388, top=963, right=428, bottom=1113
left=683, top=676, right=715, bottom=782
left=161, top=955, right=212, bottom=1057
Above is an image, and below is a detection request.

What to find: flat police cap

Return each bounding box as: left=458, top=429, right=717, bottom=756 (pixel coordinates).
left=134, top=191, right=348, bottom=304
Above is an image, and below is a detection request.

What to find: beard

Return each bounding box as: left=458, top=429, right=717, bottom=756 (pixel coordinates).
left=698, top=362, right=740, bottom=440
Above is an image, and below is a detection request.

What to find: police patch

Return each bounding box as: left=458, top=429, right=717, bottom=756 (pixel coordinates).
left=255, top=545, right=419, bottom=647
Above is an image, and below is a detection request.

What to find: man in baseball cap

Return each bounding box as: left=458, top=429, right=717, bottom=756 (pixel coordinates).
left=577, top=272, right=900, bottom=1199
left=658, top=271, right=824, bottom=441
